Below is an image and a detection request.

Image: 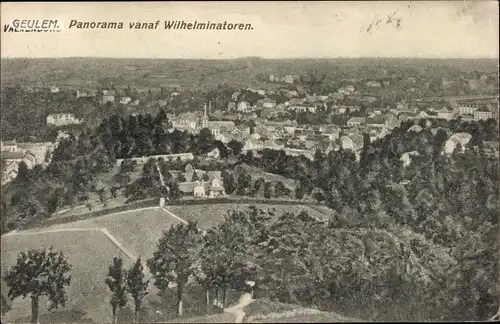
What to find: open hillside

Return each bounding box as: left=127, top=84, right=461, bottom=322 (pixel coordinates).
left=1, top=230, right=134, bottom=323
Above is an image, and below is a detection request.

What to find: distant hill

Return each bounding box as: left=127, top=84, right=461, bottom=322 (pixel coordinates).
left=1, top=57, right=497, bottom=91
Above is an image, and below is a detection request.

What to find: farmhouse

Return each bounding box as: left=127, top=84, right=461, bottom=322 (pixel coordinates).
left=178, top=171, right=226, bottom=197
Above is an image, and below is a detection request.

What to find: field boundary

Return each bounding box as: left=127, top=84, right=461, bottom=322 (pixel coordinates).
left=160, top=206, right=188, bottom=224
left=100, top=228, right=137, bottom=261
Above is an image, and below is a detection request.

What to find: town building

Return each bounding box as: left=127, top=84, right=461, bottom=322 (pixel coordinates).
left=473, top=106, right=493, bottom=120
left=284, top=75, right=294, bottom=84
left=46, top=113, right=82, bottom=126
left=458, top=103, right=479, bottom=115
left=347, top=117, right=366, bottom=127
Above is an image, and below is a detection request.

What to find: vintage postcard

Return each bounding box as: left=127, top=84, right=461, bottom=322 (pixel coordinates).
left=1, top=1, right=499, bottom=323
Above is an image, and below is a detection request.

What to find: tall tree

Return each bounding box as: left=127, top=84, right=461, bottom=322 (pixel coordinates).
left=126, top=258, right=149, bottom=323
left=105, top=257, right=128, bottom=324
left=4, top=247, right=72, bottom=324
left=147, top=221, right=203, bottom=316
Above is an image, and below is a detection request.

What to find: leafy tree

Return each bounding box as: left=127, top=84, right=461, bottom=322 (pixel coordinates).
left=192, top=172, right=199, bottom=182
left=253, top=177, right=265, bottom=197
left=15, top=161, right=31, bottom=183
left=236, top=172, right=252, bottom=196
left=295, top=182, right=305, bottom=200
left=203, top=173, right=210, bottom=182
left=177, top=173, right=187, bottom=183
left=105, top=257, right=128, bottom=324
left=312, top=190, right=326, bottom=204
left=228, top=140, right=243, bottom=156
left=126, top=258, right=149, bottom=323
left=147, top=222, right=203, bottom=316
left=4, top=247, right=72, bottom=324
left=222, top=171, right=236, bottom=194
left=274, top=181, right=290, bottom=198
left=263, top=181, right=272, bottom=199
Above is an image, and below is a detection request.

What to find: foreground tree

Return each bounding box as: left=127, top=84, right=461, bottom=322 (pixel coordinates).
left=147, top=221, right=203, bottom=316
left=4, top=247, right=72, bottom=324
left=105, top=257, right=128, bottom=324
left=127, top=258, right=149, bottom=323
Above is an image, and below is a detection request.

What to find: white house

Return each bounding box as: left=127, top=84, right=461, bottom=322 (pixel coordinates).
left=46, top=113, right=81, bottom=126
left=237, top=101, right=250, bottom=113
left=436, top=107, right=455, bottom=120
left=120, top=97, right=132, bottom=105
left=284, top=75, right=294, bottom=84
left=458, top=104, right=478, bottom=115
left=1, top=140, right=18, bottom=152
left=262, top=98, right=277, bottom=109
left=193, top=181, right=206, bottom=198
left=474, top=107, right=493, bottom=120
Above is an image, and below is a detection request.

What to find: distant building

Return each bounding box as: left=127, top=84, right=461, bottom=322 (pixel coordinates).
left=115, top=153, right=194, bottom=167
left=284, top=75, right=294, bottom=84
left=262, top=98, right=276, bottom=109
left=473, top=106, right=493, bottom=120
left=366, top=81, right=382, bottom=87
left=436, top=107, right=455, bottom=120
left=102, top=90, right=116, bottom=104
left=366, top=115, right=388, bottom=131
left=120, top=97, right=132, bottom=105
left=46, top=113, right=81, bottom=126
left=76, top=90, right=90, bottom=98
left=237, top=101, right=250, bottom=113
left=347, top=117, right=365, bottom=127
left=340, top=136, right=354, bottom=150
left=1, top=140, right=18, bottom=152
left=458, top=103, right=478, bottom=115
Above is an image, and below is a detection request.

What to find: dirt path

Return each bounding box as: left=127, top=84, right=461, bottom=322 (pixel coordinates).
left=224, top=293, right=254, bottom=323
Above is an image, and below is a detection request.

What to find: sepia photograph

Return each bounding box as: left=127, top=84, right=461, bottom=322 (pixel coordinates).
left=0, top=1, right=499, bottom=323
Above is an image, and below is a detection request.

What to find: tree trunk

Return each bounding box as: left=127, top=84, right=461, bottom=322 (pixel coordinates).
left=30, top=296, right=39, bottom=324
left=134, top=306, right=138, bottom=324
left=112, top=305, right=117, bottom=324
left=214, top=287, right=220, bottom=307
left=283, top=269, right=297, bottom=304
left=205, top=288, right=210, bottom=311
left=223, top=287, right=227, bottom=308
left=177, top=280, right=185, bottom=316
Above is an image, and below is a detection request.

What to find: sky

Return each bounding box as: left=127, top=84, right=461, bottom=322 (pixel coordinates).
left=1, top=1, right=499, bottom=59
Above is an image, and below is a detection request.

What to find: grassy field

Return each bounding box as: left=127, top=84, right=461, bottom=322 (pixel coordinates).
left=23, top=207, right=182, bottom=258
left=1, top=230, right=133, bottom=323
left=166, top=203, right=330, bottom=230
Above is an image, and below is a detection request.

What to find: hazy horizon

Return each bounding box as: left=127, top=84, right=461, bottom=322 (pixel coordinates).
left=1, top=1, right=498, bottom=59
